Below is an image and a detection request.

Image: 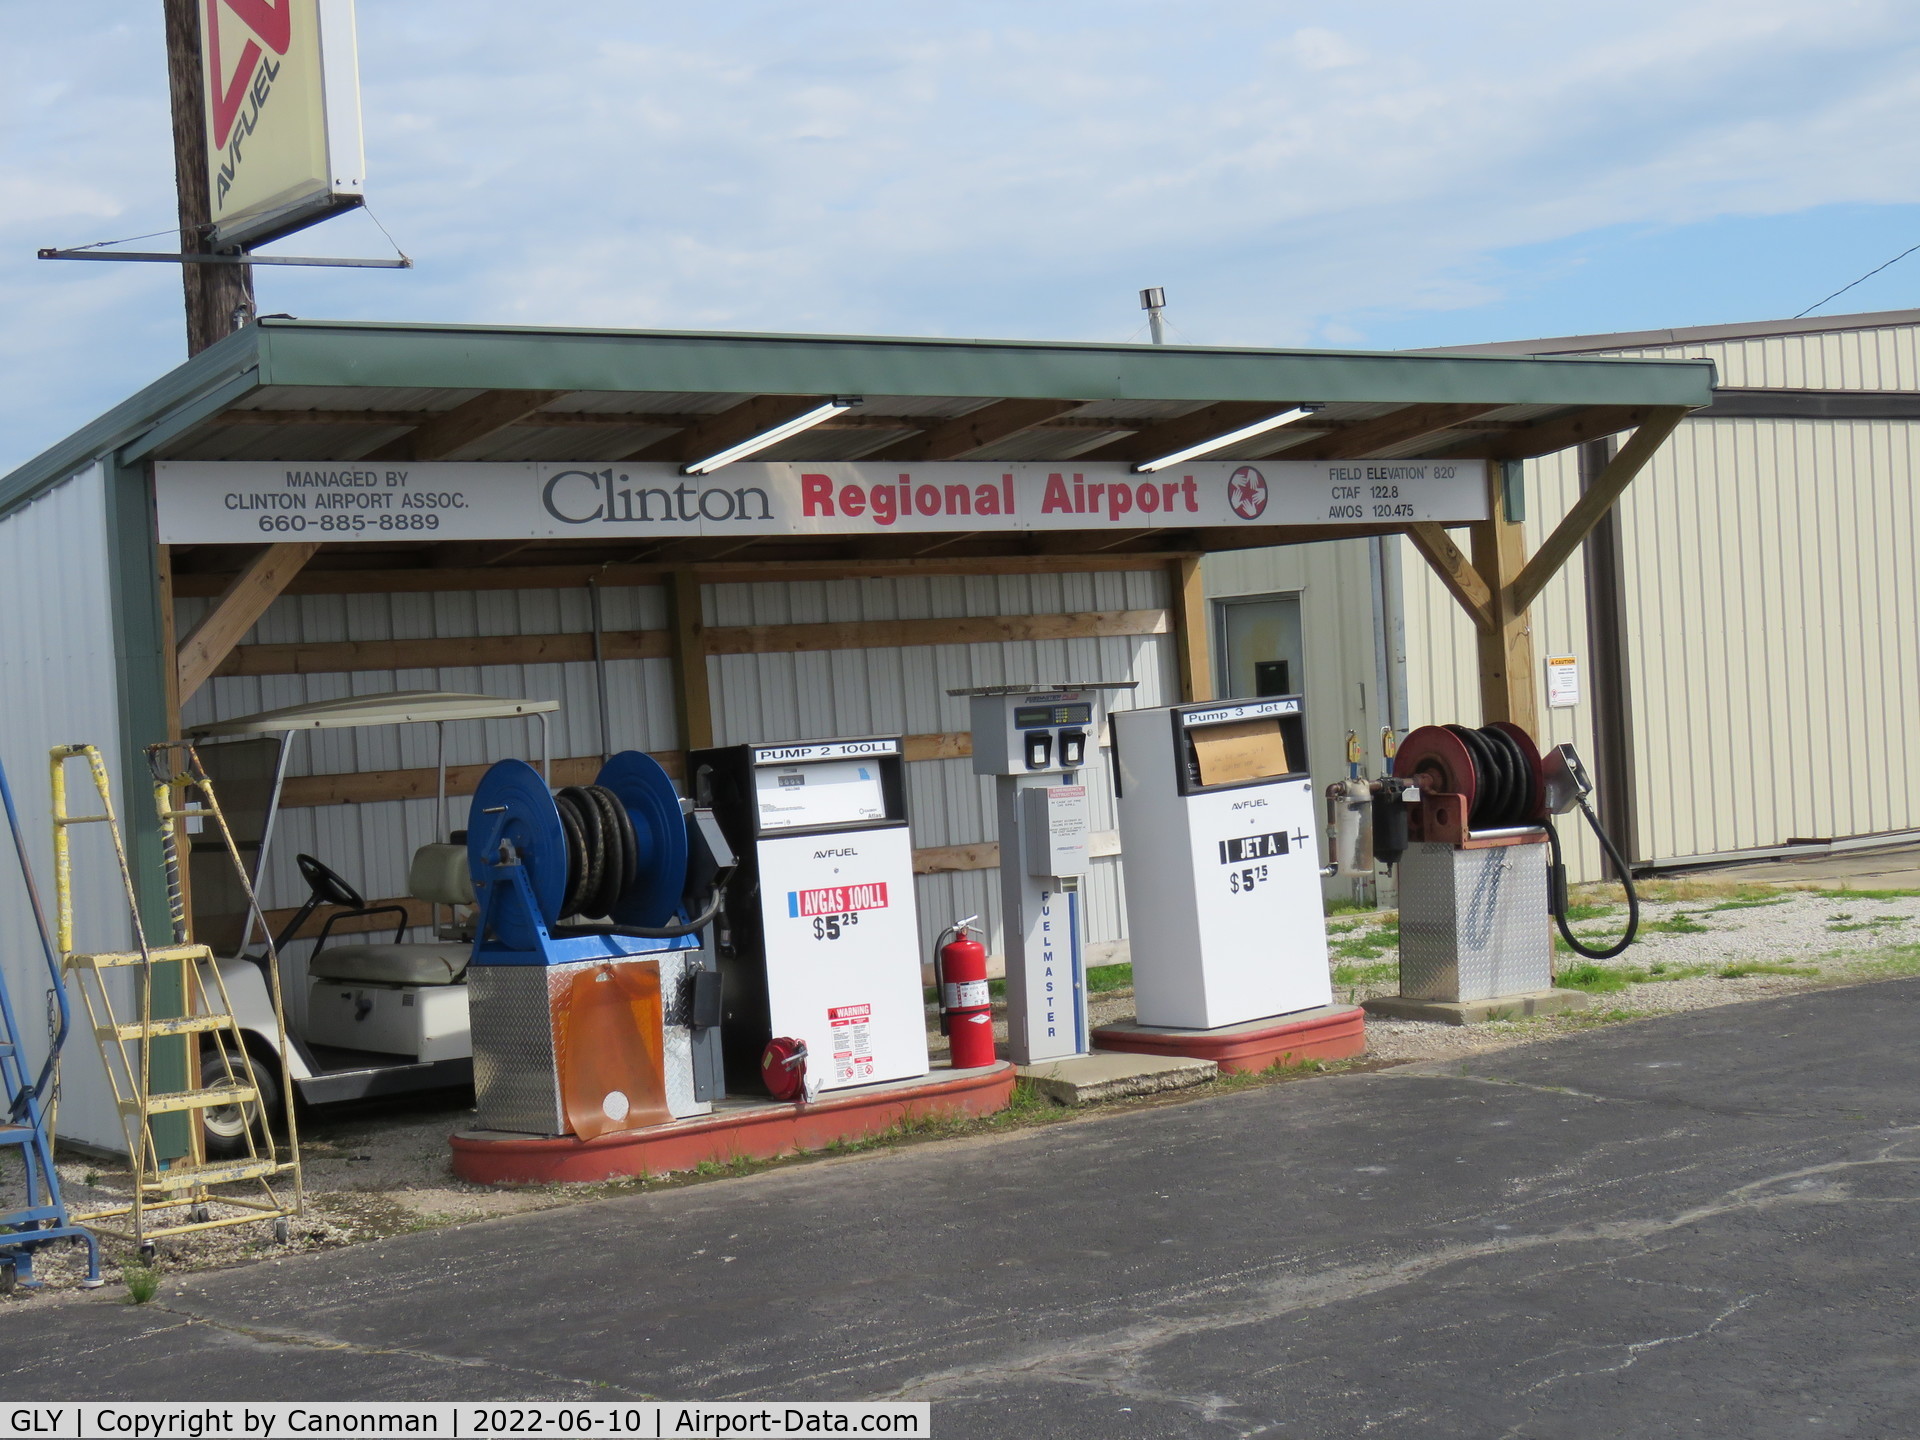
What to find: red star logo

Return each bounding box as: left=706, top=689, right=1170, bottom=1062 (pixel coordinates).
left=1228, top=466, right=1269, bottom=520
left=205, top=1, right=294, bottom=150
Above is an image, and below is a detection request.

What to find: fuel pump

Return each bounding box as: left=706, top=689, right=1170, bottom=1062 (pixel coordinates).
left=950, top=682, right=1135, bottom=1066
left=691, top=736, right=929, bottom=1097
left=1364, top=723, right=1639, bottom=1018
left=1111, top=696, right=1332, bottom=1029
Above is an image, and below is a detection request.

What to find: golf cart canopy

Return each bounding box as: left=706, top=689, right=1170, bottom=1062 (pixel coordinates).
left=186, top=690, right=561, bottom=737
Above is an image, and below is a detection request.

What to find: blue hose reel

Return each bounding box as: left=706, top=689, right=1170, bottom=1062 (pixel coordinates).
left=465, top=751, right=711, bottom=966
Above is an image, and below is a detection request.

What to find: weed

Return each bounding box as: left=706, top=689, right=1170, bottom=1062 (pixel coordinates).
left=1641, top=961, right=1713, bottom=982
left=1830, top=887, right=1920, bottom=901
left=1644, top=913, right=1710, bottom=935
left=1333, top=925, right=1399, bottom=961
left=1324, top=898, right=1378, bottom=916
left=693, top=1159, right=727, bottom=1178
left=1331, top=960, right=1397, bottom=987
left=1709, top=895, right=1793, bottom=912
left=1085, top=962, right=1133, bottom=993
left=1717, top=961, right=1810, bottom=979
left=1563, top=902, right=1618, bottom=922
left=83, top=1171, right=100, bottom=1188
left=1556, top=962, right=1640, bottom=994
left=1830, top=917, right=1905, bottom=933
left=122, top=1264, right=160, bottom=1305
left=1558, top=1006, right=1646, bottom=1029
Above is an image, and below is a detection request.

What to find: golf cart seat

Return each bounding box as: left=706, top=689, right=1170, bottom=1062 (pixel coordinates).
left=302, top=845, right=477, bottom=988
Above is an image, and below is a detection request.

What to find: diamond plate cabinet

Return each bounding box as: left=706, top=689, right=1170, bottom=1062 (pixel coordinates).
left=1398, top=839, right=1552, bottom=1002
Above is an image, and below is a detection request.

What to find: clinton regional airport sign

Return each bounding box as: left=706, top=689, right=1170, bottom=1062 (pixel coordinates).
left=152, top=459, right=1489, bottom=544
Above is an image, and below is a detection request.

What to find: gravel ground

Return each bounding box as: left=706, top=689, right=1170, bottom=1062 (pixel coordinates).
left=9, top=876, right=1914, bottom=1298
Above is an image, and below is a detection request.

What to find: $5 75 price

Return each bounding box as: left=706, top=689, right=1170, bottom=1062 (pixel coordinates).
left=1228, top=864, right=1270, bottom=895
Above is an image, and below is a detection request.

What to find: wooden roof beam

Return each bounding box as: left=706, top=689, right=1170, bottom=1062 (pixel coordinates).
left=1075, top=401, right=1307, bottom=464
left=365, top=389, right=567, bottom=462
left=175, top=541, right=320, bottom=701
left=1508, top=407, right=1688, bottom=612
left=1278, top=403, right=1505, bottom=461
left=621, top=395, right=827, bottom=465
left=868, top=399, right=1087, bottom=461
left=1404, top=522, right=1493, bottom=631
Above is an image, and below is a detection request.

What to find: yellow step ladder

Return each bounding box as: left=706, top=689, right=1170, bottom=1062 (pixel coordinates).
left=50, top=742, right=302, bottom=1252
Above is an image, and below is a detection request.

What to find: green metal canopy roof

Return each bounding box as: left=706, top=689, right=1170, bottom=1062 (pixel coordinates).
left=1, top=317, right=1713, bottom=577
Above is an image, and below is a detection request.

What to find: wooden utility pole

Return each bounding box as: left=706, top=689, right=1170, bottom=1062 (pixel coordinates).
left=164, top=0, right=254, bottom=355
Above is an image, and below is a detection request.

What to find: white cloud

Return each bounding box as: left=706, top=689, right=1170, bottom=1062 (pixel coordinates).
left=6, top=0, right=1920, bottom=470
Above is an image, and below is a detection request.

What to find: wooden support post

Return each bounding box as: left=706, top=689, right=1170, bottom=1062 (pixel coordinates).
left=175, top=542, right=319, bottom=702
left=1168, top=556, right=1212, bottom=702
left=669, top=571, right=714, bottom=751
left=164, top=0, right=253, bottom=354
left=1404, top=523, right=1492, bottom=632
left=1468, top=464, right=1537, bottom=732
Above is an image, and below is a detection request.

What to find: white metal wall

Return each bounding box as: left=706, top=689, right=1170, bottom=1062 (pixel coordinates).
left=179, top=568, right=1176, bottom=1004
left=704, top=569, right=1176, bottom=965
left=1598, top=326, right=1920, bottom=391
left=177, top=582, right=679, bottom=1028
left=0, top=465, right=133, bottom=1151
left=1398, top=406, right=1920, bottom=872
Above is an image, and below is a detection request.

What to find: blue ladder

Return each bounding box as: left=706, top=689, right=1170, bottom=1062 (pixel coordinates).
left=1, top=752, right=100, bottom=1291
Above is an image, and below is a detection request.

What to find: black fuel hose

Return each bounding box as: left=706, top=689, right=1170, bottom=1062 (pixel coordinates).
left=1546, top=796, right=1641, bottom=960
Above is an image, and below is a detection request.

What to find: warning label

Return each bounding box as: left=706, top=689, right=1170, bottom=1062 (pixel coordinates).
left=789, top=882, right=890, bottom=918
left=829, top=1004, right=875, bottom=1083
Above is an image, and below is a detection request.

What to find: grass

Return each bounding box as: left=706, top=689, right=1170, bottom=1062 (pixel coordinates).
left=122, top=1264, right=160, bottom=1305
left=1331, top=960, right=1397, bottom=988
left=1827, top=887, right=1920, bottom=901
left=1709, top=894, right=1794, bottom=912
left=1324, top=898, right=1377, bottom=916
left=1086, top=962, right=1133, bottom=993
left=1332, top=923, right=1399, bottom=961
left=1556, top=959, right=1716, bottom=992
left=1717, top=961, right=1811, bottom=979
left=1643, top=912, right=1711, bottom=935
left=1830, top=916, right=1906, bottom=933
left=1563, top=902, right=1619, bottom=922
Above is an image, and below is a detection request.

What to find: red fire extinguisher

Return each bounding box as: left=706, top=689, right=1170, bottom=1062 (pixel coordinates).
left=935, top=915, right=996, bottom=1070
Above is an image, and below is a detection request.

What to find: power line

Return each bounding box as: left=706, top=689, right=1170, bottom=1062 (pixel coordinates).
left=1796, top=239, right=1920, bottom=319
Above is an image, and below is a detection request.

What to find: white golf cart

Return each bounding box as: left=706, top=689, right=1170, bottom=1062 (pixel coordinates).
left=185, top=691, right=557, bottom=1155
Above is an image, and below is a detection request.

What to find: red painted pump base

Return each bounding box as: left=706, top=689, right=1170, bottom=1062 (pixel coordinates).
left=1091, top=1004, right=1366, bottom=1074
left=450, top=1062, right=1016, bottom=1186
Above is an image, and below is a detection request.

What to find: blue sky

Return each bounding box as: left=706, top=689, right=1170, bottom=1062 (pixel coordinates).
left=6, top=1, right=1920, bottom=474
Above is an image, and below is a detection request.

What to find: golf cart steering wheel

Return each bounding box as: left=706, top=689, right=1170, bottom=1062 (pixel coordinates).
left=297, top=853, right=364, bottom=909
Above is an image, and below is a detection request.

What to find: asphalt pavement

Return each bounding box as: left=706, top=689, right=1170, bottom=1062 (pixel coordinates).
left=6, top=978, right=1920, bottom=1438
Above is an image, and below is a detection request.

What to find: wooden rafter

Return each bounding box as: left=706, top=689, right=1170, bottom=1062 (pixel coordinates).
left=175, top=542, right=319, bottom=700
left=623, top=395, right=823, bottom=465
left=1075, top=401, right=1303, bottom=464
left=870, top=399, right=1086, bottom=461
left=1404, top=523, right=1493, bottom=632
left=1508, top=407, right=1688, bottom=612
left=1280, top=403, right=1504, bottom=461
left=364, top=389, right=566, bottom=462
left=1448, top=405, right=1658, bottom=462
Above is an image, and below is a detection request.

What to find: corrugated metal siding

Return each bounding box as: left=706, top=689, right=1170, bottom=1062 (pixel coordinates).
left=1599, top=327, right=1920, bottom=392
left=1617, top=417, right=1920, bottom=858
left=181, top=569, right=1175, bottom=997
left=1398, top=409, right=1920, bottom=873
left=0, top=465, right=132, bottom=1151
left=704, top=571, right=1175, bottom=964
left=178, top=582, right=678, bottom=1028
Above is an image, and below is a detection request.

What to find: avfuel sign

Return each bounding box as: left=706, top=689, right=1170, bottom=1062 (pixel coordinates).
left=152, top=458, right=1490, bottom=544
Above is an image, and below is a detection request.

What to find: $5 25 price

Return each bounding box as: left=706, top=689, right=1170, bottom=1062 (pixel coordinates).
left=812, top=912, right=862, bottom=940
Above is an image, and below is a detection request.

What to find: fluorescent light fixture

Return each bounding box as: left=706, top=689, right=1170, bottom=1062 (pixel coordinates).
left=683, top=397, right=862, bottom=475
left=1132, top=405, right=1322, bottom=473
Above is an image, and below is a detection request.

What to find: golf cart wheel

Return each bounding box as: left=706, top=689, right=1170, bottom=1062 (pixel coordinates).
left=199, top=1049, right=284, bottom=1161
